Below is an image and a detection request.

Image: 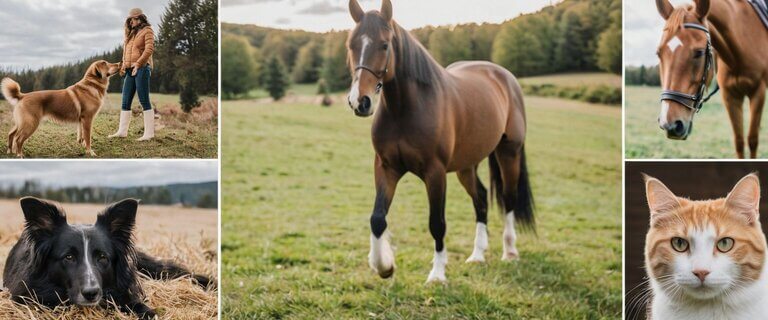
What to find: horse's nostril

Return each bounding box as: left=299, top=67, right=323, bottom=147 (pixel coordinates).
left=674, top=120, right=685, bottom=135
left=359, top=96, right=371, bottom=113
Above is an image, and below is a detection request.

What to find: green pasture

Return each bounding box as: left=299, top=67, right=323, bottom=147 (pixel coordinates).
left=518, top=72, right=621, bottom=88
left=221, top=94, right=622, bottom=318
left=624, top=85, right=768, bottom=159
left=0, top=93, right=217, bottom=158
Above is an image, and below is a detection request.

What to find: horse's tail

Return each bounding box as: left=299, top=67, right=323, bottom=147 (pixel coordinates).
left=489, top=146, right=535, bottom=231
left=1, top=78, right=23, bottom=106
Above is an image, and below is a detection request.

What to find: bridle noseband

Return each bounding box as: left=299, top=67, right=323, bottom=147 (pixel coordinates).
left=354, top=44, right=391, bottom=94
left=660, top=22, right=719, bottom=112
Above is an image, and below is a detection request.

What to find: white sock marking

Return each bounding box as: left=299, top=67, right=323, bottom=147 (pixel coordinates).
left=427, top=249, right=448, bottom=282
left=502, top=211, right=519, bottom=260
left=466, top=222, right=488, bottom=263
left=369, top=232, right=394, bottom=276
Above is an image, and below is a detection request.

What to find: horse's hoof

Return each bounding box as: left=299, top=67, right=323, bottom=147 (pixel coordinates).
left=425, top=274, right=447, bottom=284
left=378, top=266, right=395, bottom=279
left=465, top=254, right=486, bottom=263
left=501, top=251, right=519, bottom=261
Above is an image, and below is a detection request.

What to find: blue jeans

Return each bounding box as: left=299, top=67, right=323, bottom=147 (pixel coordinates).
left=121, top=64, right=152, bottom=111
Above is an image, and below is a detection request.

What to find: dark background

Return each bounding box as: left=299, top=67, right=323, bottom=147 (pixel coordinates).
left=625, top=162, right=768, bottom=319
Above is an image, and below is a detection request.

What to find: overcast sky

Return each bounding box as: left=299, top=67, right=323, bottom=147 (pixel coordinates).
left=0, top=0, right=169, bottom=70
left=0, top=161, right=218, bottom=188
left=626, top=0, right=693, bottom=66
left=221, top=0, right=563, bottom=32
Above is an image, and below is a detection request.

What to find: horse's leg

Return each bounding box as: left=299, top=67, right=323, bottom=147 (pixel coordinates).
left=747, top=84, right=766, bottom=158
left=457, top=167, right=489, bottom=263
left=722, top=88, right=746, bottom=158
left=424, top=166, right=448, bottom=283
left=369, top=155, right=403, bottom=279
left=493, top=143, right=524, bottom=261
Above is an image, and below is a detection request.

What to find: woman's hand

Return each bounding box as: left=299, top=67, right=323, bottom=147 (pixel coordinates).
left=131, top=63, right=139, bottom=76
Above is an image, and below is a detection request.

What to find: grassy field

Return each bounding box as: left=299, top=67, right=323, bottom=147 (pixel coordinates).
left=518, top=72, right=622, bottom=88
left=0, top=93, right=218, bottom=158
left=222, top=94, right=622, bottom=318
left=0, top=200, right=218, bottom=319
left=624, top=85, right=768, bottom=158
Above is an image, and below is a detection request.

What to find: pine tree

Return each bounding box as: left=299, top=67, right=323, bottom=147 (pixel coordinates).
left=264, top=55, right=290, bottom=101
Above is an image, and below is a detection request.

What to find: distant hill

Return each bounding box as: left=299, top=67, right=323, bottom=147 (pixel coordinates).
left=0, top=180, right=218, bottom=209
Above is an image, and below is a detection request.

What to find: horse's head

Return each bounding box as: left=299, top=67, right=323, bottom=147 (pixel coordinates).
left=346, top=0, right=395, bottom=117
left=655, top=0, right=715, bottom=140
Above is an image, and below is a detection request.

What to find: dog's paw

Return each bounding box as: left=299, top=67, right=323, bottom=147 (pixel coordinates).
left=87, top=149, right=97, bottom=157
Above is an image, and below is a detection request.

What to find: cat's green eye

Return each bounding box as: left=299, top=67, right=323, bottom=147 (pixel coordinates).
left=717, top=237, right=735, bottom=253
left=671, top=237, right=689, bottom=252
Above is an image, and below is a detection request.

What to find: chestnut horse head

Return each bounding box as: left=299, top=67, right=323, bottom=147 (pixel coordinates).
left=655, top=0, right=717, bottom=140
left=346, top=0, right=395, bottom=117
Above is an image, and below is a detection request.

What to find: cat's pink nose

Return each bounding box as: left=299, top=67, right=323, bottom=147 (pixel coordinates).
left=692, top=269, right=710, bottom=282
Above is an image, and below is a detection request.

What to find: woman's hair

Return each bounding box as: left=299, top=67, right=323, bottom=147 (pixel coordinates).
left=124, top=14, right=151, bottom=39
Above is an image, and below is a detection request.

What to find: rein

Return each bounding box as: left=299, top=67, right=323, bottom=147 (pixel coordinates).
left=354, top=43, right=391, bottom=94
left=660, top=22, right=720, bottom=112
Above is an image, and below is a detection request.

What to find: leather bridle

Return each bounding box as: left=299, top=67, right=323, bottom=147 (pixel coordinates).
left=354, top=44, right=391, bottom=94
left=660, top=22, right=720, bottom=112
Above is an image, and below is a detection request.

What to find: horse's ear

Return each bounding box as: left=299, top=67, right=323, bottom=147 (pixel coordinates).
left=655, top=0, right=674, bottom=20
left=381, top=0, right=393, bottom=22
left=695, top=0, right=710, bottom=19
left=349, top=0, right=364, bottom=23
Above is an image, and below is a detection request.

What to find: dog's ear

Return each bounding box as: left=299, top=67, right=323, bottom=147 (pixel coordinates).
left=20, top=197, right=67, bottom=238
left=94, top=64, right=103, bottom=79
left=96, top=198, right=138, bottom=245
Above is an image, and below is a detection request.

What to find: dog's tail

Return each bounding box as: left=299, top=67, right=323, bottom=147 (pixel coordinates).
left=1, top=78, right=23, bottom=106
left=135, top=251, right=215, bottom=290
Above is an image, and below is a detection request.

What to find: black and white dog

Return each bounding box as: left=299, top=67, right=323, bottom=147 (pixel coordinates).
left=2, top=197, right=213, bottom=319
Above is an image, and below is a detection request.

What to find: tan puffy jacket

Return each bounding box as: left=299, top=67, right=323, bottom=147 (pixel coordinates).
left=122, top=26, right=155, bottom=71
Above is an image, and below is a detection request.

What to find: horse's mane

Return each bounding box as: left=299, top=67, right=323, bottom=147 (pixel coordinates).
left=349, top=13, right=445, bottom=86
left=391, top=21, right=445, bottom=86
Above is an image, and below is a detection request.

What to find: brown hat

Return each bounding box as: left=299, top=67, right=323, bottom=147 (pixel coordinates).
left=127, top=8, right=143, bottom=19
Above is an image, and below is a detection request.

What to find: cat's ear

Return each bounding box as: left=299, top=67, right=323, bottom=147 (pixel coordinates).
left=725, top=173, right=760, bottom=224
left=644, top=174, right=681, bottom=217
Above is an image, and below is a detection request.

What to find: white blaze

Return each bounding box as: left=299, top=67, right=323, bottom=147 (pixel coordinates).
left=667, top=36, right=683, bottom=52
left=348, top=35, right=372, bottom=108
left=659, top=101, right=671, bottom=127
left=81, top=229, right=97, bottom=287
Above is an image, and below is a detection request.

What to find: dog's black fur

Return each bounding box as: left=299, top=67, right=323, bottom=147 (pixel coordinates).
left=2, top=197, right=213, bottom=319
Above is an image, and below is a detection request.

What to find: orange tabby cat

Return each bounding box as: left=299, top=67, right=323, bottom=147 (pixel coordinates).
left=643, top=173, right=768, bottom=320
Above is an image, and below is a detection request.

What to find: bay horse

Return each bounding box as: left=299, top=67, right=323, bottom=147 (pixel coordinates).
left=656, top=0, right=768, bottom=158
left=345, top=0, right=534, bottom=282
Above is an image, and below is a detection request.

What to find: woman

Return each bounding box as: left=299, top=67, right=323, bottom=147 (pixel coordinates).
left=110, top=8, right=155, bottom=141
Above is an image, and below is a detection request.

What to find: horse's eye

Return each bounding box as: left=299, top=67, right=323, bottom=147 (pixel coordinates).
left=693, top=49, right=705, bottom=59
left=382, top=43, right=389, bottom=50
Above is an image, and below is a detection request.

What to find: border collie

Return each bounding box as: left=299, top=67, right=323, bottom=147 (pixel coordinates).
left=2, top=197, right=213, bottom=319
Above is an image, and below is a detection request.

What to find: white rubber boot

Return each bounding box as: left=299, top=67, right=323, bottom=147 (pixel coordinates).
left=108, top=111, right=131, bottom=138
left=137, top=109, right=155, bottom=141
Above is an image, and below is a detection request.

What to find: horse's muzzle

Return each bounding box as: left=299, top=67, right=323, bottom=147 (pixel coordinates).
left=662, top=120, right=691, bottom=140
left=354, top=96, right=373, bottom=117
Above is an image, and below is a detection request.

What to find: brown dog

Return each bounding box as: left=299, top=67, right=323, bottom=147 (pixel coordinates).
left=1, top=60, right=120, bottom=157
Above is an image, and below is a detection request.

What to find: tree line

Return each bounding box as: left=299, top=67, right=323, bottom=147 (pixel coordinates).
left=0, top=180, right=217, bottom=209
left=221, top=0, right=621, bottom=100
left=625, top=65, right=661, bottom=86
left=0, top=0, right=218, bottom=112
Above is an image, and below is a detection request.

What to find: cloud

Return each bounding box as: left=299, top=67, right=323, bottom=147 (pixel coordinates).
left=0, top=0, right=169, bottom=70
left=296, top=1, right=345, bottom=15
left=0, top=161, right=218, bottom=188
left=275, top=17, right=292, bottom=24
